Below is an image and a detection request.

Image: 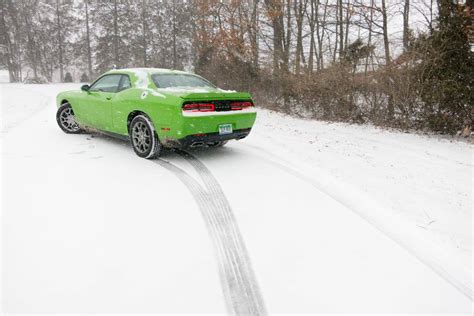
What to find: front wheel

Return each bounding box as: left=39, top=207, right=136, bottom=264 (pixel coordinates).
left=129, top=115, right=162, bottom=159
left=56, top=103, right=82, bottom=134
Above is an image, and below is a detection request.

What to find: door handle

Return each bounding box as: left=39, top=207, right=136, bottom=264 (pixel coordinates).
left=106, top=96, right=112, bottom=100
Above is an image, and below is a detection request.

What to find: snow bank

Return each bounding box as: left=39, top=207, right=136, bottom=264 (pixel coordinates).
left=248, top=109, right=473, bottom=297
left=0, top=70, right=10, bottom=83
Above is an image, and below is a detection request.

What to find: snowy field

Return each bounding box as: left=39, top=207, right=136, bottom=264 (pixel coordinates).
left=1, top=82, right=472, bottom=314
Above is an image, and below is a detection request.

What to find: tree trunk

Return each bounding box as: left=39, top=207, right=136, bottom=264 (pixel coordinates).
left=23, top=14, right=38, bottom=79
left=430, top=0, right=435, bottom=33
left=381, top=0, right=393, bottom=119
left=317, top=0, right=328, bottom=69
left=113, top=0, right=119, bottom=68
left=264, top=0, right=284, bottom=74
left=172, top=1, right=177, bottom=69
left=56, top=0, right=64, bottom=82
left=403, top=0, right=410, bottom=51
left=338, top=0, right=344, bottom=61
left=250, top=0, right=259, bottom=70
left=381, top=0, right=390, bottom=65
left=0, top=0, right=18, bottom=82
left=294, top=0, right=305, bottom=75
left=141, top=0, right=147, bottom=67
left=85, top=0, right=92, bottom=78
left=364, top=0, right=374, bottom=74
left=308, top=0, right=316, bottom=74
left=284, top=0, right=291, bottom=74
left=344, top=0, right=350, bottom=50
left=333, top=1, right=338, bottom=63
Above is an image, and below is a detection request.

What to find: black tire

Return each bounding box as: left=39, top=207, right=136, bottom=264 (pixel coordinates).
left=129, top=114, right=162, bottom=159
left=56, top=103, right=82, bottom=134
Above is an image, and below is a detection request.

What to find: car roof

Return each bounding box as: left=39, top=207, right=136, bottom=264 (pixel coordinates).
left=106, top=68, right=191, bottom=76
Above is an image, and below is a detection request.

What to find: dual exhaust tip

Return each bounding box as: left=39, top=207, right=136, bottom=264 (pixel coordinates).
left=189, top=134, right=247, bottom=148
left=190, top=142, right=205, bottom=148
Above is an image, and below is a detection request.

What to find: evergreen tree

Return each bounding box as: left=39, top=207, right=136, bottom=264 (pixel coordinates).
left=80, top=72, right=89, bottom=82
left=64, top=71, right=73, bottom=82
left=415, top=0, right=474, bottom=133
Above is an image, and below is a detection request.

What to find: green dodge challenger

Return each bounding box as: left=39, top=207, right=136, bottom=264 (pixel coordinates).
left=56, top=68, right=256, bottom=158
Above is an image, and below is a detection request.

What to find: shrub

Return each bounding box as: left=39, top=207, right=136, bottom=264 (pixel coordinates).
left=80, top=73, right=89, bottom=83
left=64, top=72, right=73, bottom=82
left=412, top=2, right=473, bottom=133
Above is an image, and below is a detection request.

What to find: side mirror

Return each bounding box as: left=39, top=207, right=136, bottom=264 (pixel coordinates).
left=81, top=84, right=90, bottom=92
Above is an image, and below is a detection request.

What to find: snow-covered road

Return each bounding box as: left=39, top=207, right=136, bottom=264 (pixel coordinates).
left=1, top=83, right=472, bottom=313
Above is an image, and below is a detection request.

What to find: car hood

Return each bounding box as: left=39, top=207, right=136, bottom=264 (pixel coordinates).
left=155, top=87, right=252, bottom=100
left=59, top=89, right=83, bottom=95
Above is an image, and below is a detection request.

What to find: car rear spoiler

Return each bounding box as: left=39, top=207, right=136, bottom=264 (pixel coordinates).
left=180, top=91, right=252, bottom=101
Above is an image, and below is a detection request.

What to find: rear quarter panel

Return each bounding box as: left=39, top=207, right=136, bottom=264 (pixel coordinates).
left=110, top=88, right=183, bottom=140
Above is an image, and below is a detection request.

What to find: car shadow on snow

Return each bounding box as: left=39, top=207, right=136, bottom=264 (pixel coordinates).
left=82, top=130, right=246, bottom=162
left=171, top=144, right=246, bottom=161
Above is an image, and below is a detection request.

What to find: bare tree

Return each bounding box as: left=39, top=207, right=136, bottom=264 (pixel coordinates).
left=317, top=0, right=329, bottom=69
left=338, top=0, right=344, bottom=60
left=55, top=0, right=64, bottom=81
left=364, top=0, right=375, bottom=74
left=264, top=0, right=286, bottom=74
left=294, top=0, right=307, bottom=75
left=85, top=0, right=92, bottom=77
left=171, top=0, right=177, bottom=69
left=403, top=0, right=410, bottom=51
left=113, top=0, right=119, bottom=67
left=141, top=0, right=148, bottom=67
left=380, top=0, right=390, bottom=65
left=1, top=0, right=21, bottom=82
left=307, top=0, right=317, bottom=73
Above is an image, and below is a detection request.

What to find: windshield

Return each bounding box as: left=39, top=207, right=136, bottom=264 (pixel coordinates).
left=151, top=73, right=215, bottom=89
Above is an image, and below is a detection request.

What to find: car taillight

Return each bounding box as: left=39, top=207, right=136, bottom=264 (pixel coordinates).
left=182, top=103, right=215, bottom=112
left=230, top=101, right=253, bottom=110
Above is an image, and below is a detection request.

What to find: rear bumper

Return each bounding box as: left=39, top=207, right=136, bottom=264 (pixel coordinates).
left=170, top=128, right=251, bottom=148
left=181, top=111, right=256, bottom=135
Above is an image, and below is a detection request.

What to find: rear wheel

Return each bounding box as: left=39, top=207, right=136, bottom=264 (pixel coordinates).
left=56, top=103, right=82, bottom=134
left=129, top=115, right=162, bottom=159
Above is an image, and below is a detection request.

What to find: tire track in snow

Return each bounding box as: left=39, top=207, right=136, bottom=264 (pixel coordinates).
left=154, top=152, right=267, bottom=315
left=1, top=85, right=51, bottom=133
left=240, top=143, right=473, bottom=301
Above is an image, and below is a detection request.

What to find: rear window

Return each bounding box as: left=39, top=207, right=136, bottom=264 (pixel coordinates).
left=151, top=73, right=215, bottom=89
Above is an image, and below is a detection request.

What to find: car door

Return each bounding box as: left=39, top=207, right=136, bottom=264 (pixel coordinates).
left=110, top=75, right=132, bottom=133
left=85, top=74, right=122, bottom=131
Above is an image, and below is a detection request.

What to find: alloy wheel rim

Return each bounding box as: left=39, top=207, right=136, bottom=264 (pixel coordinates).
left=60, top=107, right=80, bottom=132
left=132, top=121, right=151, bottom=154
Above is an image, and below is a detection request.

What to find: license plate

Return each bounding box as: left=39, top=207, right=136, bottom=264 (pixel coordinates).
left=218, top=124, right=233, bottom=135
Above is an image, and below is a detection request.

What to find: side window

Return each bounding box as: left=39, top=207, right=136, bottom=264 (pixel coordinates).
left=90, top=75, right=122, bottom=92
left=118, top=75, right=131, bottom=92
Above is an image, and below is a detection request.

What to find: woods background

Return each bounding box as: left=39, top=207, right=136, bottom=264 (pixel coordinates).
left=1, top=0, right=472, bottom=134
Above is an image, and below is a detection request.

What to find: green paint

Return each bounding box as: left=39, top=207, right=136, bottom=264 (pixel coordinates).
left=56, top=68, right=256, bottom=146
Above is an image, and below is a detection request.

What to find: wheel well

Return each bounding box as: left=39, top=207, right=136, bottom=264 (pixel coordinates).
left=127, top=111, right=146, bottom=130
left=60, top=99, right=69, bottom=105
